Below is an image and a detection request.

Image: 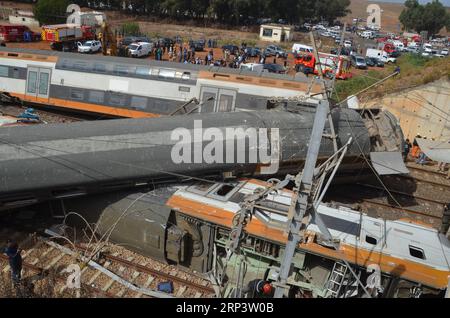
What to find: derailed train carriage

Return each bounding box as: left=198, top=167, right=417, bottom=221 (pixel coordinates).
left=0, top=47, right=324, bottom=118
left=63, top=178, right=450, bottom=298
left=0, top=107, right=406, bottom=210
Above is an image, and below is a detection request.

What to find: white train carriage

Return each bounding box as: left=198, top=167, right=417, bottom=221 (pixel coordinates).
left=0, top=47, right=324, bottom=118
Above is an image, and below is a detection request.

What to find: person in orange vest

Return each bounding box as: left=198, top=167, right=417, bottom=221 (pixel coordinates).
left=411, top=135, right=421, bottom=158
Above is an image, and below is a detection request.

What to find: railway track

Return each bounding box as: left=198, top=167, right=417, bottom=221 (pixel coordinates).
left=0, top=235, right=216, bottom=298
left=406, top=164, right=450, bottom=185
left=0, top=103, right=93, bottom=124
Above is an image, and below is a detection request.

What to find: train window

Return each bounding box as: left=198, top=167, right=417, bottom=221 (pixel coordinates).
left=207, top=183, right=241, bottom=201
left=215, top=185, right=235, bottom=196
left=13, top=68, right=19, bottom=78
left=159, top=69, right=176, bottom=79
left=130, top=96, right=147, bottom=110
left=70, top=89, right=84, bottom=100
left=60, top=59, right=70, bottom=69
left=409, top=246, right=425, bottom=259
left=217, top=94, right=234, bottom=112
left=88, top=91, right=104, bottom=104
left=93, top=63, right=107, bottom=73
left=0, top=65, right=8, bottom=77
left=136, top=67, right=151, bottom=76
left=72, top=62, right=88, bottom=70
left=27, top=71, right=38, bottom=94
left=114, top=65, right=129, bottom=76
left=365, top=235, right=378, bottom=245
left=181, top=72, right=191, bottom=80
left=109, top=93, right=126, bottom=106
left=38, top=72, right=49, bottom=95
left=178, top=86, right=190, bottom=92
left=186, top=183, right=218, bottom=196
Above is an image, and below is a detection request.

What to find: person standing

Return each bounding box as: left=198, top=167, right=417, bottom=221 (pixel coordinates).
left=3, top=240, right=22, bottom=285
left=177, top=48, right=182, bottom=63
left=403, top=138, right=412, bottom=162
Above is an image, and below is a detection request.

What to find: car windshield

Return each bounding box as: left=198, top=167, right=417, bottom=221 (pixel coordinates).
left=84, top=42, right=93, bottom=46
left=129, top=44, right=139, bottom=50
left=356, top=57, right=365, bottom=63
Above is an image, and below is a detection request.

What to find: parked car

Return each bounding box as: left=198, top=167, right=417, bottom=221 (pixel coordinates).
left=189, top=40, right=205, bottom=51
left=440, top=48, right=449, bottom=56
left=319, top=31, right=333, bottom=37
left=246, top=47, right=261, bottom=57
left=330, top=47, right=351, bottom=56
left=156, top=37, right=175, bottom=47
left=334, top=36, right=341, bottom=44
left=404, top=47, right=420, bottom=54
left=263, top=63, right=287, bottom=74
left=77, top=40, right=101, bottom=53
left=240, top=63, right=264, bottom=72
left=344, top=40, right=352, bottom=48
left=264, top=44, right=288, bottom=58
left=365, top=57, right=384, bottom=67
left=121, top=36, right=151, bottom=46
left=350, top=55, right=367, bottom=69
left=222, top=44, right=239, bottom=55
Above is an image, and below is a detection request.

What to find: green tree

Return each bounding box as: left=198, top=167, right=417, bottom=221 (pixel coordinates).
left=33, top=0, right=70, bottom=25
left=400, top=0, right=449, bottom=36
left=421, top=0, right=449, bottom=35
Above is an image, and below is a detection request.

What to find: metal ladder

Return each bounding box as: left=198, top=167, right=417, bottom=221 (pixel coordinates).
left=326, top=262, right=348, bottom=298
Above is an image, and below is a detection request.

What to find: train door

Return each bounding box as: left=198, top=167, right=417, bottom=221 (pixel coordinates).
left=199, top=86, right=236, bottom=113
left=26, top=67, right=51, bottom=102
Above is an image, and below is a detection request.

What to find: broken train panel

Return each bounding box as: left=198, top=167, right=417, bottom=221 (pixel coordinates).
left=62, top=178, right=450, bottom=298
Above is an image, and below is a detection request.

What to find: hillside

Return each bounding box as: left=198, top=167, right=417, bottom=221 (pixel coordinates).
left=346, top=0, right=450, bottom=34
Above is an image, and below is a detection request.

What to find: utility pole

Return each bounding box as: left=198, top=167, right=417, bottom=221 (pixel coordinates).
left=273, top=98, right=331, bottom=298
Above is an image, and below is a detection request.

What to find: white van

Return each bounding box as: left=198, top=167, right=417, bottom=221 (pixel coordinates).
left=423, top=43, right=432, bottom=53
left=239, top=63, right=264, bottom=73
left=360, top=31, right=373, bottom=39
left=291, top=43, right=314, bottom=54
left=128, top=42, right=153, bottom=58
left=366, top=48, right=396, bottom=63
left=392, top=40, right=405, bottom=51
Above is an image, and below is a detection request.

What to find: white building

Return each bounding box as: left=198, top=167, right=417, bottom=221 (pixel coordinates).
left=259, top=24, right=293, bottom=42
left=67, top=11, right=106, bottom=27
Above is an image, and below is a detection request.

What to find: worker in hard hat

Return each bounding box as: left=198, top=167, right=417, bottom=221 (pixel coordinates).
left=243, top=279, right=273, bottom=298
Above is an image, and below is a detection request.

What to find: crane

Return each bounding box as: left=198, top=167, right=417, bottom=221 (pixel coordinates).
left=99, top=21, right=117, bottom=56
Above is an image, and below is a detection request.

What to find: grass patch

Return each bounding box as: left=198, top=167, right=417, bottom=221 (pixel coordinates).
left=332, top=54, right=450, bottom=102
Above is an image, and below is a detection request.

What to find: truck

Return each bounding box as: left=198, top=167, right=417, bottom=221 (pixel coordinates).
left=0, top=24, right=39, bottom=42
left=41, top=24, right=95, bottom=51
left=366, top=48, right=396, bottom=64
left=382, top=43, right=396, bottom=54
left=294, top=52, right=352, bottom=80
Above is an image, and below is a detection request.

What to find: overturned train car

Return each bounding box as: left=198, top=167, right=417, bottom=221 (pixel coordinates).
left=0, top=107, right=404, bottom=209
left=63, top=178, right=450, bottom=298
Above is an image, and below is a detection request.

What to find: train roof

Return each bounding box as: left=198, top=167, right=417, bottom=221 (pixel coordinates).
left=0, top=47, right=323, bottom=85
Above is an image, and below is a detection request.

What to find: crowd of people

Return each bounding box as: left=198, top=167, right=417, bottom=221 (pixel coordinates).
left=122, top=37, right=289, bottom=71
